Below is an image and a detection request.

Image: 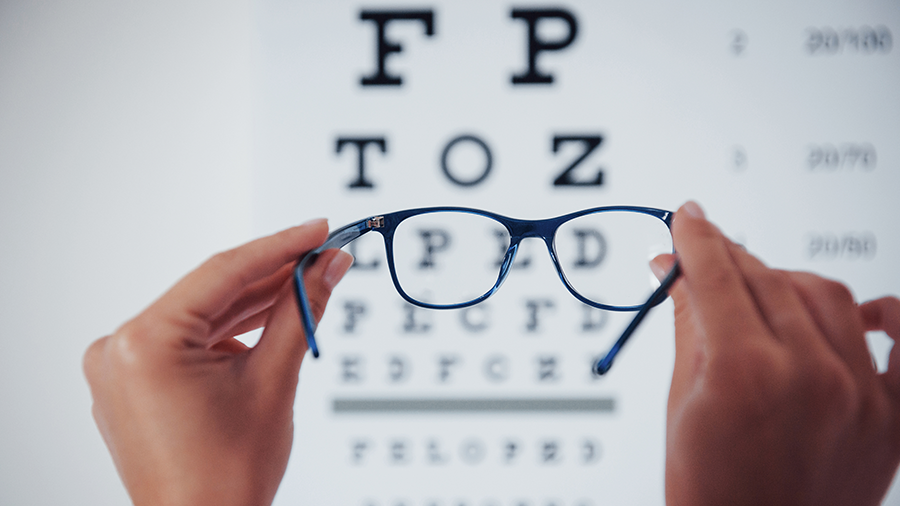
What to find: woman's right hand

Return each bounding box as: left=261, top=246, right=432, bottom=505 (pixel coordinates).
left=658, top=202, right=900, bottom=506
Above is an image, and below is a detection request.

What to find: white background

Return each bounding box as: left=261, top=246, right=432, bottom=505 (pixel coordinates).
left=1, top=1, right=253, bottom=504
left=0, top=1, right=898, bottom=505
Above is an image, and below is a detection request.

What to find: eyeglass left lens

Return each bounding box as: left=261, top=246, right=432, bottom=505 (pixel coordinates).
left=390, top=211, right=509, bottom=306
left=554, top=210, right=673, bottom=308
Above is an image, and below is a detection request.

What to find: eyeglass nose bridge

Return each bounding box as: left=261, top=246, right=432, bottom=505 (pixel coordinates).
left=495, top=227, right=556, bottom=290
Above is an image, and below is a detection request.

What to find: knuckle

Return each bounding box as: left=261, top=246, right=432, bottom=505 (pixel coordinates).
left=760, top=268, right=794, bottom=296
left=820, top=278, right=855, bottom=307
left=82, top=336, right=109, bottom=383
left=83, top=320, right=160, bottom=386
left=104, top=319, right=157, bottom=371
left=800, top=357, right=860, bottom=419
left=769, top=268, right=792, bottom=286
left=708, top=343, right=787, bottom=405
left=709, top=344, right=863, bottom=422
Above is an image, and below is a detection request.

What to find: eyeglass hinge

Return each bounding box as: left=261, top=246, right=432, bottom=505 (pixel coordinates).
left=367, top=216, right=385, bottom=229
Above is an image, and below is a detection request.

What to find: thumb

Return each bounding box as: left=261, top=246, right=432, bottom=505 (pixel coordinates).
left=250, top=249, right=354, bottom=385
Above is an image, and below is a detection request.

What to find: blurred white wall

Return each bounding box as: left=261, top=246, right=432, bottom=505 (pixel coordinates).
left=0, top=1, right=253, bottom=503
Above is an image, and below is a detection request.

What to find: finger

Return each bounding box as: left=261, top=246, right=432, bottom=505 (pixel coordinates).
left=670, top=201, right=770, bottom=350
left=251, top=249, right=354, bottom=381
left=154, top=220, right=330, bottom=333
left=212, top=308, right=272, bottom=346
left=206, top=263, right=295, bottom=344
left=650, top=254, right=690, bottom=354
left=650, top=254, right=676, bottom=282
left=860, top=297, right=900, bottom=392
left=651, top=253, right=708, bottom=410
left=208, top=268, right=321, bottom=343
left=83, top=335, right=111, bottom=388
left=788, top=272, right=872, bottom=375
left=214, top=253, right=351, bottom=356
left=860, top=297, right=900, bottom=335
left=210, top=337, right=251, bottom=354
left=724, top=243, right=823, bottom=349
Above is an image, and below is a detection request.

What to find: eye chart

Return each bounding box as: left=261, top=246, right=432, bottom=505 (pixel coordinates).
left=252, top=1, right=900, bottom=505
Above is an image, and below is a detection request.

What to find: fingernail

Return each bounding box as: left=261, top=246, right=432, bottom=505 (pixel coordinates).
left=324, top=250, right=354, bottom=290
left=682, top=201, right=705, bottom=219
left=650, top=260, right=667, bottom=282
left=302, top=218, right=328, bottom=228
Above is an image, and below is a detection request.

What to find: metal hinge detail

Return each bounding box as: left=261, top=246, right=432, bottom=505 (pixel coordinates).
left=367, top=216, right=385, bottom=229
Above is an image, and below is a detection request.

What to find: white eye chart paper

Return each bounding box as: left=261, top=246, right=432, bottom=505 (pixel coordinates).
left=252, top=2, right=900, bottom=505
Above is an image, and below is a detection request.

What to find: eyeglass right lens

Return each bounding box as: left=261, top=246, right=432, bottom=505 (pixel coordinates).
left=554, top=211, right=673, bottom=308
left=391, top=211, right=508, bottom=306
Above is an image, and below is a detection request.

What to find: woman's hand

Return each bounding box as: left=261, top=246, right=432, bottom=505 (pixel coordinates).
left=83, top=220, right=353, bottom=506
left=658, top=202, right=900, bottom=506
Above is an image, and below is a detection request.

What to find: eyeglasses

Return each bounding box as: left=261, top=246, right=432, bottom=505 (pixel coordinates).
left=293, top=206, right=681, bottom=375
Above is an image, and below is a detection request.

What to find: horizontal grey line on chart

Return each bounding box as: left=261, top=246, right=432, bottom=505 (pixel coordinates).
left=332, top=397, right=615, bottom=414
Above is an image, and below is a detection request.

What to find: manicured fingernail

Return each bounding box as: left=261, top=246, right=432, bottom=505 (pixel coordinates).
left=302, top=218, right=328, bottom=228
left=650, top=259, right=668, bottom=282
left=324, top=250, right=354, bottom=290
left=682, top=201, right=705, bottom=219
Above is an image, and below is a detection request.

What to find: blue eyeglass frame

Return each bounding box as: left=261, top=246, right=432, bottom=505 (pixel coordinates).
left=293, top=206, right=681, bottom=375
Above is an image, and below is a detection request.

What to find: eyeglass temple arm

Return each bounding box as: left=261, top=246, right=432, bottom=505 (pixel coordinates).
left=592, top=259, right=682, bottom=376
left=293, top=217, right=380, bottom=358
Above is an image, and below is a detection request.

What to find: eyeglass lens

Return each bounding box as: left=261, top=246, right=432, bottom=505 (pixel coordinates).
left=555, top=211, right=672, bottom=307
left=391, top=211, right=505, bottom=305
left=388, top=210, right=672, bottom=308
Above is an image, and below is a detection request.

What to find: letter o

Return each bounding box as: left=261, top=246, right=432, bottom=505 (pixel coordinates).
left=440, top=134, right=493, bottom=186
left=459, top=438, right=486, bottom=464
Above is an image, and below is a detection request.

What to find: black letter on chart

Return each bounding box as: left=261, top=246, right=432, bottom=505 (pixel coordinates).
left=582, top=439, right=601, bottom=464
left=427, top=439, right=448, bottom=464
left=553, top=135, right=604, bottom=186
left=572, top=228, right=607, bottom=267
left=484, top=355, right=509, bottom=382
left=438, top=355, right=460, bottom=383
left=390, top=440, right=409, bottom=464
left=388, top=355, right=409, bottom=383
left=336, top=137, right=386, bottom=189
left=360, top=10, right=435, bottom=86
left=347, top=240, right=380, bottom=270
left=441, top=134, right=493, bottom=187
left=541, top=439, right=561, bottom=463
left=417, top=229, right=451, bottom=268
left=402, top=303, right=432, bottom=333
left=581, top=304, right=608, bottom=332
left=504, top=440, right=520, bottom=463
left=460, top=305, right=490, bottom=333
left=525, top=298, right=555, bottom=332
left=351, top=440, right=369, bottom=464
left=537, top=355, right=559, bottom=382
left=342, top=300, right=367, bottom=333
left=511, top=8, right=578, bottom=84
left=341, top=355, right=363, bottom=383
